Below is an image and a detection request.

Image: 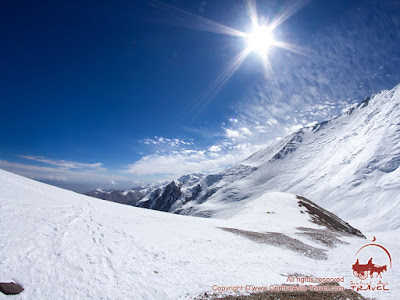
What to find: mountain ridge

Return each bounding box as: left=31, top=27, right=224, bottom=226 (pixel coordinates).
left=2, top=168, right=380, bottom=299
left=87, top=84, right=400, bottom=231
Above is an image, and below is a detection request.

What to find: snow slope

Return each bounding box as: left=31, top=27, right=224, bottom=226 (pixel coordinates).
left=88, top=85, right=400, bottom=235
left=241, top=85, right=400, bottom=232
left=171, top=84, right=400, bottom=233
left=2, top=169, right=397, bottom=299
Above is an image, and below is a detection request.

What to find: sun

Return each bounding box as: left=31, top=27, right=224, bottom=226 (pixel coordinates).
left=151, top=0, right=306, bottom=103
left=246, top=25, right=276, bottom=58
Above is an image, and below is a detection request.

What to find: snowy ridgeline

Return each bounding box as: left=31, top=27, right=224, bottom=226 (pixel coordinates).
left=1, top=84, right=400, bottom=299
left=2, top=168, right=399, bottom=300
left=89, top=84, right=400, bottom=232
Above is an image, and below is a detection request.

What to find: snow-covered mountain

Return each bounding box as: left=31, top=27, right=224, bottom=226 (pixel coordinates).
left=85, top=174, right=205, bottom=210
left=2, top=84, right=399, bottom=298
left=85, top=180, right=172, bottom=207
left=3, top=168, right=394, bottom=299
left=89, top=84, right=400, bottom=233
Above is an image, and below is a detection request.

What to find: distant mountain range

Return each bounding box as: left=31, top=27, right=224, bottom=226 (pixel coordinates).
left=86, top=84, right=400, bottom=232
left=0, top=168, right=372, bottom=299
left=2, top=83, right=400, bottom=299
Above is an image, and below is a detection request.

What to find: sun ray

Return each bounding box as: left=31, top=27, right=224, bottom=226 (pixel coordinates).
left=246, top=0, right=259, bottom=28
left=150, top=0, right=246, bottom=37
left=149, top=0, right=307, bottom=111
left=260, top=54, right=273, bottom=79
left=272, top=41, right=309, bottom=56
left=194, top=48, right=252, bottom=113
left=268, top=0, right=309, bottom=31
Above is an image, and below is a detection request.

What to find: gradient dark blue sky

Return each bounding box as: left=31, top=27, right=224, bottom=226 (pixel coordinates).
left=1, top=0, right=399, bottom=191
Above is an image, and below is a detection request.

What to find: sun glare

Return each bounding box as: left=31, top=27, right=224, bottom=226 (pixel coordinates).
left=151, top=0, right=307, bottom=105
left=246, top=25, right=276, bottom=57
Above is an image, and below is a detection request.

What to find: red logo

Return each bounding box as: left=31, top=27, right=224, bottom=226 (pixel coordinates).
left=352, top=238, right=392, bottom=280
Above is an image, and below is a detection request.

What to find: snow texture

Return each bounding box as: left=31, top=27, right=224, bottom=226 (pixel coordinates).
left=92, top=85, right=400, bottom=235
left=1, top=85, right=400, bottom=299
left=2, top=169, right=398, bottom=299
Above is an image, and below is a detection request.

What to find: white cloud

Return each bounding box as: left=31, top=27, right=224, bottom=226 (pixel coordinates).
left=208, top=145, right=222, bottom=152
left=0, top=160, right=138, bottom=192
left=125, top=152, right=230, bottom=176
left=306, top=121, right=318, bottom=127
left=229, top=7, right=400, bottom=153
left=6, top=6, right=398, bottom=193
left=124, top=142, right=263, bottom=177
left=225, top=129, right=241, bottom=138
left=240, top=127, right=252, bottom=135
left=229, top=118, right=238, bottom=123
left=19, top=155, right=103, bottom=170
left=139, top=136, right=194, bottom=147
left=284, top=124, right=303, bottom=134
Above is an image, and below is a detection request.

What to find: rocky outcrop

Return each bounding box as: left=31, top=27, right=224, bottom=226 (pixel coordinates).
left=296, top=195, right=365, bottom=238
left=272, top=130, right=303, bottom=160
left=85, top=189, right=144, bottom=206
left=138, top=181, right=182, bottom=212
left=0, top=282, right=24, bottom=295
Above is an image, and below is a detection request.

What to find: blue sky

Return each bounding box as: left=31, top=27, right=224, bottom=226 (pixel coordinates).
left=1, top=0, right=399, bottom=192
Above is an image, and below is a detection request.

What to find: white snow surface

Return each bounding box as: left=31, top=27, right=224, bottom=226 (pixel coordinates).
left=2, top=85, right=400, bottom=299
left=185, top=85, right=400, bottom=232
left=0, top=169, right=399, bottom=299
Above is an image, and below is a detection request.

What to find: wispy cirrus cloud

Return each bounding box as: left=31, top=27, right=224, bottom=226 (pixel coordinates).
left=125, top=125, right=270, bottom=177
left=18, top=155, right=104, bottom=170
left=0, top=158, right=138, bottom=192
left=139, top=136, right=194, bottom=147
left=124, top=142, right=262, bottom=177
left=3, top=4, right=399, bottom=192
left=124, top=7, right=400, bottom=180
left=227, top=4, right=400, bottom=145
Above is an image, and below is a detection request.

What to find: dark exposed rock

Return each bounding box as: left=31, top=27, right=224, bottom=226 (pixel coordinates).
left=205, top=174, right=223, bottom=186
left=296, top=195, right=365, bottom=238
left=296, top=227, right=349, bottom=248
left=139, top=188, right=160, bottom=209
left=184, top=184, right=202, bottom=204
left=0, top=282, right=24, bottom=295
left=358, top=96, right=371, bottom=109
left=312, top=120, right=329, bottom=133
left=272, top=131, right=303, bottom=160
left=219, top=227, right=328, bottom=260
left=346, top=106, right=356, bottom=116
left=85, top=189, right=144, bottom=206
left=137, top=181, right=182, bottom=212
left=153, top=181, right=182, bottom=211
left=199, top=187, right=218, bottom=204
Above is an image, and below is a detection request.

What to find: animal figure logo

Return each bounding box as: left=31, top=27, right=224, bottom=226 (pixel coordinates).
left=352, top=258, right=387, bottom=280
left=352, top=239, right=392, bottom=280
